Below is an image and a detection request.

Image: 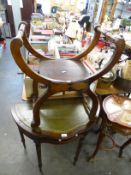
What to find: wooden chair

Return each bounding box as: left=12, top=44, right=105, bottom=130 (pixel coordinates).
left=89, top=77, right=131, bottom=160
left=10, top=21, right=125, bottom=171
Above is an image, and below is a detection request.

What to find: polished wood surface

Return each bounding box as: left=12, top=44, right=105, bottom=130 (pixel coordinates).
left=21, top=0, right=34, bottom=35
left=103, top=95, right=131, bottom=129
left=10, top=21, right=125, bottom=171
left=89, top=94, right=131, bottom=160
left=95, top=79, right=124, bottom=95
left=6, top=4, right=16, bottom=36
left=39, top=59, right=90, bottom=83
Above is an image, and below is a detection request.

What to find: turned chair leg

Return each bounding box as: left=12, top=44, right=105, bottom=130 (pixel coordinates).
left=87, top=130, right=105, bottom=161
left=73, top=135, right=85, bottom=165
left=18, top=127, right=26, bottom=149
left=34, top=140, right=42, bottom=171
left=119, top=138, right=131, bottom=158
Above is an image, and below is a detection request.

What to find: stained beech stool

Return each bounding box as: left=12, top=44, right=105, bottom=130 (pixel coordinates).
left=10, top=21, right=125, bottom=171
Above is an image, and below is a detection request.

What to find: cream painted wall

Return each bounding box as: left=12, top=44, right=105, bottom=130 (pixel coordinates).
left=37, top=0, right=51, bottom=14
left=10, top=0, right=21, bottom=33
left=36, top=0, right=87, bottom=13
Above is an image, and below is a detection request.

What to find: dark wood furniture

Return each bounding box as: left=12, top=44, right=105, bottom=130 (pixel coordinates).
left=21, top=0, right=35, bottom=35
left=10, top=21, right=125, bottom=171
left=89, top=87, right=131, bottom=160
left=6, top=1, right=16, bottom=37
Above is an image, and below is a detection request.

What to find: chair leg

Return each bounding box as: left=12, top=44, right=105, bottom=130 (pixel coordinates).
left=73, top=135, right=85, bottom=165
left=34, top=140, right=42, bottom=171
left=119, top=138, right=131, bottom=158
left=18, top=127, right=26, bottom=149
left=87, top=130, right=105, bottom=161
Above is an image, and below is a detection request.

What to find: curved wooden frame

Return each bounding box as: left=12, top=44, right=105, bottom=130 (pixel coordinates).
left=10, top=21, right=126, bottom=171
left=10, top=21, right=125, bottom=128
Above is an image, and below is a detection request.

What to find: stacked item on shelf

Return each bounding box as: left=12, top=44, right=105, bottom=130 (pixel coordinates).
left=31, top=25, right=54, bottom=36
left=29, top=34, right=52, bottom=42
left=28, top=49, right=45, bottom=64
left=53, top=28, right=63, bottom=35
left=31, top=13, right=55, bottom=35
left=122, top=60, right=131, bottom=80
left=56, top=43, right=79, bottom=58
left=31, top=13, right=44, bottom=20
left=31, top=13, right=45, bottom=34
left=83, top=46, right=114, bottom=73
left=29, top=30, right=53, bottom=53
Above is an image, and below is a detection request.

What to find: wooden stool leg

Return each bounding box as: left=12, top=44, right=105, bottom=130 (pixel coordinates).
left=32, top=89, right=54, bottom=127
left=32, top=80, right=38, bottom=102
left=73, top=135, right=85, bottom=165
left=34, top=140, right=42, bottom=171
left=88, top=130, right=105, bottom=161
left=119, top=138, right=131, bottom=158
left=18, top=127, right=26, bottom=149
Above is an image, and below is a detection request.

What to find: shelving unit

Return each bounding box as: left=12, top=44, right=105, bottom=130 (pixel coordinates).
left=114, top=1, right=131, bottom=18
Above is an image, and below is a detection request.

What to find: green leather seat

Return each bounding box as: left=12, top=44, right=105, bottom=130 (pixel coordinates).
left=12, top=98, right=89, bottom=138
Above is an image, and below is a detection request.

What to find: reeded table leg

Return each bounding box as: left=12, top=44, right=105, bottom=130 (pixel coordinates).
left=34, top=140, right=42, bottom=171
left=73, top=135, right=85, bottom=165
left=88, top=129, right=105, bottom=161
left=18, top=127, right=26, bottom=149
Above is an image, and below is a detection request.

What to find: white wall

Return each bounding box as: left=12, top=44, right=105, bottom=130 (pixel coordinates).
left=37, top=0, right=51, bottom=15
left=10, top=0, right=22, bottom=33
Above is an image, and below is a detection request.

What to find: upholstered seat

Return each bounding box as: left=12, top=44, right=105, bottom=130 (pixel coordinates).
left=12, top=98, right=89, bottom=137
